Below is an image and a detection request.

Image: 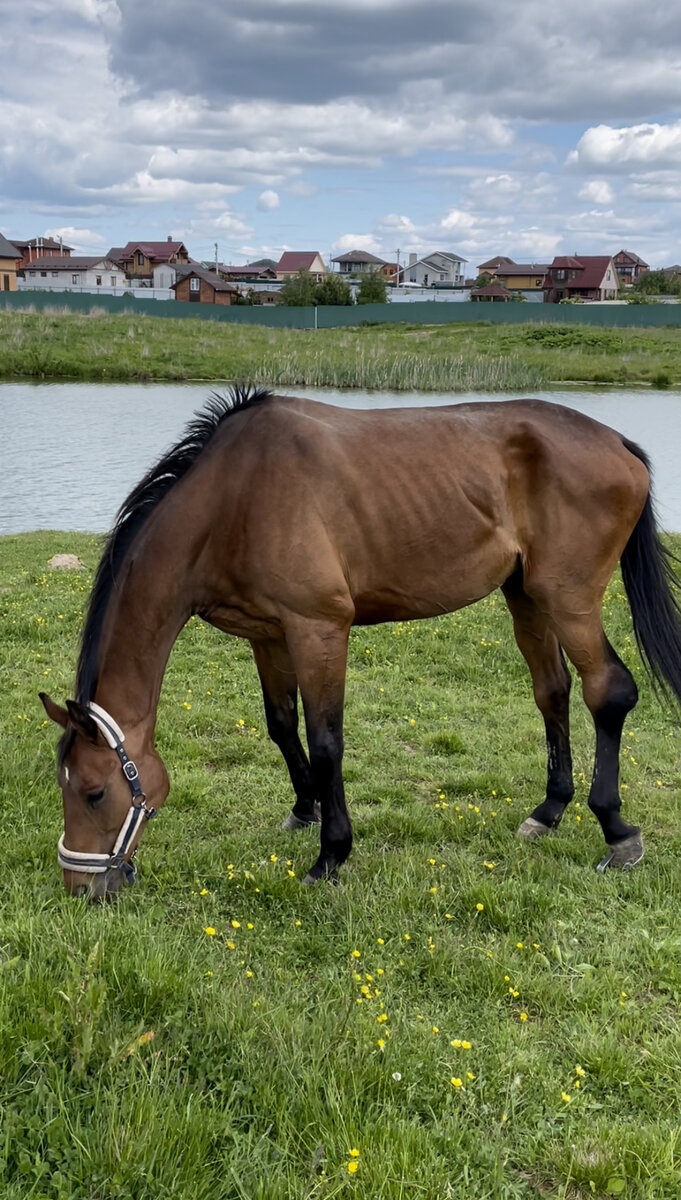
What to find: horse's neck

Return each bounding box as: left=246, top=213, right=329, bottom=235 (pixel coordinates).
left=93, top=540, right=192, bottom=730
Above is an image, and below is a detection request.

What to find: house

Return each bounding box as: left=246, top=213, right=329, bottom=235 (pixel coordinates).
left=543, top=256, right=619, bottom=303
left=613, top=250, right=649, bottom=284
left=276, top=251, right=326, bottom=281
left=493, top=263, right=548, bottom=292
left=331, top=250, right=387, bottom=275
left=406, top=251, right=467, bottom=287
left=0, top=234, right=22, bottom=291
left=114, top=237, right=191, bottom=284
left=11, top=237, right=73, bottom=270
left=20, top=256, right=127, bottom=291
left=381, top=262, right=401, bottom=285
left=471, top=283, right=515, bottom=302
left=172, top=265, right=238, bottom=305
left=477, top=256, right=515, bottom=277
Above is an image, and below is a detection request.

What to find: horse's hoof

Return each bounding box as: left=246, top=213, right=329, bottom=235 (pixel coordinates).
left=302, top=866, right=340, bottom=886
left=281, top=805, right=321, bottom=832
left=596, top=832, right=644, bottom=872
left=516, top=817, right=552, bottom=841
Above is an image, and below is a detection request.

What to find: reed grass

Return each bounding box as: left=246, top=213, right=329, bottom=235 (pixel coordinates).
left=1, top=310, right=681, bottom=390
left=2, top=531, right=681, bottom=1198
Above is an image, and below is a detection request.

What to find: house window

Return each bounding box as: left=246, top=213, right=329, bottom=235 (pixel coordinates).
left=535, top=279, right=541, bottom=286
left=440, top=274, right=445, bottom=280
left=96, top=276, right=102, bottom=285
left=137, top=252, right=144, bottom=266
left=111, top=277, right=116, bottom=287
left=555, top=269, right=565, bottom=280
left=41, top=271, right=47, bottom=277
left=52, top=271, right=58, bottom=277
left=72, top=274, right=79, bottom=285
left=190, top=277, right=200, bottom=291
left=29, top=270, right=35, bottom=277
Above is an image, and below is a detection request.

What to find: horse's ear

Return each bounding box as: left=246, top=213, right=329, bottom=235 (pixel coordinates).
left=65, top=701, right=100, bottom=743
left=39, top=692, right=68, bottom=728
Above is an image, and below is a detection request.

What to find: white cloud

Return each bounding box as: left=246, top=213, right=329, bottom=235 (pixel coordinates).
left=578, top=179, right=615, bottom=204
left=44, top=225, right=104, bottom=250
left=257, top=189, right=280, bottom=211
left=570, top=120, right=681, bottom=171
left=332, top=233, right=382, bottom=253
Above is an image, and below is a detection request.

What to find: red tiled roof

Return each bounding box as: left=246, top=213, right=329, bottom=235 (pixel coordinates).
left=477, top=256, right=515, bottom=270
left=119, top=240, right=188, bottom=263
left=277, top=251, right=324, bottom=272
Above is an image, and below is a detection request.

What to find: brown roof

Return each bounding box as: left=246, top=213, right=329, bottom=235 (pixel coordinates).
left=171, top=266, right=237, bottom=292
left=614, top=249, right=649, bottom=266
left=477, top=256, right=515, bottom=270
left=10, top=237, right=74, bottom=253
left=331, top=250, right=386, bottom=265
left=218, top=263, right=277, bottom=278
left=119, top=240, right=188, bottom=263
left=495, top=264, right=548, bottom=276
left=277, top=251, right=324, bottom=272
left=472, top=283, right=514, bottom=298
left=23, top=255, right=120, bottom=270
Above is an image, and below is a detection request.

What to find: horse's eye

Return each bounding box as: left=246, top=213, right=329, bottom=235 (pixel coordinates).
left=86, top=789, right=105, bottom=807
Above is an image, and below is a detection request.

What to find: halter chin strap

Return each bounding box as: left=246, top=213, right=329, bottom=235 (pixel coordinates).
left=57, top=701, right=156, bottom=881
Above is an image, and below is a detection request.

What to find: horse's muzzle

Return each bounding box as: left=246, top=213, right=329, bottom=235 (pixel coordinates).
left=63, top=864, right=136, bottom=901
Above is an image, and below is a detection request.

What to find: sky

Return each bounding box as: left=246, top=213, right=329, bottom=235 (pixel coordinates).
left=2, top=0, right=681, bottom=271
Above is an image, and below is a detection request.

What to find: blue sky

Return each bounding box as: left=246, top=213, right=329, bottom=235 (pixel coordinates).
left=2, top=0, right=681, bottom=270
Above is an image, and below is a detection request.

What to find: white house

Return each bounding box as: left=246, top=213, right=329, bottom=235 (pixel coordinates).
left=20, top=255, right=127, bottom=292
left=406, top=251, right=467, bottom=287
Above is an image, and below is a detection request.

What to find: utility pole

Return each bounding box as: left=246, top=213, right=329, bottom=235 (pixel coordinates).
left=395, top=249, right=401, bottom=287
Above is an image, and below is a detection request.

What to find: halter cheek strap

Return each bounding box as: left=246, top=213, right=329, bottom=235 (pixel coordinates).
left=57, top=702, right=156, bottom=881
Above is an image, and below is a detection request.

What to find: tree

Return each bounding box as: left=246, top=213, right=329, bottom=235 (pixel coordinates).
left=357, top=270, right=387, bottom=304
left=314, top=274, right=354, bottom=305
left=473, top=272, right=493, bottom=289
left=279, top=269, right=317, bottom=306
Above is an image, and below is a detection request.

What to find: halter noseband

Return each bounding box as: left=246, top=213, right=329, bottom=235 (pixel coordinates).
left=57, top=701, right=156, bottom=884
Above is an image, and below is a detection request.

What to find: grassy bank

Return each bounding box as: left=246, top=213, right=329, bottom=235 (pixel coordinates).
left=2, top=532, right=681, bottom=1199
left=2, top=309, right=681, bottom=390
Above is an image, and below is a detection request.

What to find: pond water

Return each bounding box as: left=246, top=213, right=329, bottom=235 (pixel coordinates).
left=1, top=381, right=680, bottom=534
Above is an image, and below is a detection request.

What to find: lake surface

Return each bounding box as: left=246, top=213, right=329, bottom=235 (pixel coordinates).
left=1, top=381, right=680, bottom=533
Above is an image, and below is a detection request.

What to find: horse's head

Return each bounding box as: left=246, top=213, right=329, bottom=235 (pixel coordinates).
left=40, top=694, right=169, bottom=900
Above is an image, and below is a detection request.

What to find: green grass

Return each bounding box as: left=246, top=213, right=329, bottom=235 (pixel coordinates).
left=4, top=309, right=681, bottom=389
left=3, top=532, right=681, bottom=1199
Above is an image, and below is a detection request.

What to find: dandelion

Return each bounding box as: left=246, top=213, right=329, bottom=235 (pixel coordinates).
left=451, top=1039, right=462, bottom=1048
left=432, top=1026, right=439, bottom=1034
left=245, top=970, right=253, bottom=979
left=450, top=1077, right=463, bottom=1088
left=461, top=1041, right=471, bottom=1050
left=409, top=719, right=416, bottom=726
left=377, top=1013, right=388, bottom=1023
left=392, top=1072, right=402, bottom=1081
left=476, top=903, right=484, bottom=912
left=429, top=887, right=438, bottom=894
left=466, top=1072, right=475, bottom=1081
left=429, top=858, right=436, bottom=865
left=561, top=1092, right=572, bottom=1103
left=520, top=1012, right=528, bottom=1022
left=226, top=940, right=235, bottom=950
left=377, top=1038, right=386, bottom=1049
left=269, top=854, right=278, bottom=862
left=575, top=1065, right=585, bottom=1077
left=204, top=926, right=217, bottom=936
left=352, top=950, right=361, bottom=958
left=231, top=920, right=241, bottom=929
left=347, top=1161, right=359, bottom=1174
left=377, top=937, right=385, bottom=945
left=403, top=933, right=411, bottom=941
left=247, top=923, right=254, bottom=930
left=516, top=942, right=523, bottom=949
left=295, top=920, right=302, bottom=927
left=349, top=1149, right=360, bottom=1158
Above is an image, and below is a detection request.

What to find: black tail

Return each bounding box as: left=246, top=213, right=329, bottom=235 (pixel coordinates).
left=620, top=438, right=681, bottom=706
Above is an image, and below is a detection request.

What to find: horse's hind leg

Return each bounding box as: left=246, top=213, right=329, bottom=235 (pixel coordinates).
left=535, top=604, right=641, bottom=868
left=251, top=639, right=320, bottom=830
left=502, top=573, right=574, bottom=838
left=283, top=617, right=353, bottom=883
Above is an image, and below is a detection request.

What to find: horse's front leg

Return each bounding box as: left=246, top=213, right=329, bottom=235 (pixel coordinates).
left=283, top=617, right=353, bottom=883
left=251, top=638, right=320, bottom=829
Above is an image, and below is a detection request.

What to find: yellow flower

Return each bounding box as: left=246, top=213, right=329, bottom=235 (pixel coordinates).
left=347, top=1161, right=359, bottom=1173
left=561, top=1092, right=572, bottom=1103
left=409, top=718, right=416, bottom=726
left=429, top=858, right=436, bottom=865
left=429, top=887, right=438, bottom=894
left=287, top=870, right=296, bottom=877
left=476, top=903, right=484, bottom=912
left=245, top=970, right=253, bottom=978
left=377, top=1013, right=388, bottom=1023
left=204, top=927, right=217, bottom=936
left=231, top=920, right=240, bottom=929
left=226, top=940, right=235, bottom=950
left=403, top=933, right=411, bottom=941
left=450, top=1077, right=463, bottom=1088
left=200, top=888, right=209, bottom=896
left=377, top=1038, right=385, bottom=1049
left=466, top=1072, right=475, bottom=1081
left=451, top=1039, right=462, bottom=1048
left=520, top=1012, right=528, bottom=1022
left=269, top=854, right=278, bottom=862
left=432, top=1026, right=439, bottom=1034
left=377, top=937, right=385, bottom=945
left=352, top=950, right=361, bottom=958
left=461, top=1040, right=471, bottom=1050
left=516, top=942, right=523, bottom=949
left=575, top=1065, right=585, bottom=1077
left=349, top=1148, right=360, bottom=1158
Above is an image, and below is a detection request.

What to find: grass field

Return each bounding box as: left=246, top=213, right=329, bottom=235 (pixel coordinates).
left=2, top=309, right=681, bottom=390
left=2, top=532, right=681, bottom=1199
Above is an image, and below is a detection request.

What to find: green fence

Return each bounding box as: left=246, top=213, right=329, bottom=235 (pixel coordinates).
left=3, top=288, right=681, bottom=329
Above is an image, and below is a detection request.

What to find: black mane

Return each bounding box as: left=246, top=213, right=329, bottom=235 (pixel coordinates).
left=75, top=384, right=273, bottom=703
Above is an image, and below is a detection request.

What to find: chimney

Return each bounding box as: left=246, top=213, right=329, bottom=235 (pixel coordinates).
left=168, top=235, right=173, bottom=242
left=409, top=252, right=417, bottom=265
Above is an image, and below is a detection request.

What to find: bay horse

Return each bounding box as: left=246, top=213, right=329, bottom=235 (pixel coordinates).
left=41, top=387, right=681, bottom=900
